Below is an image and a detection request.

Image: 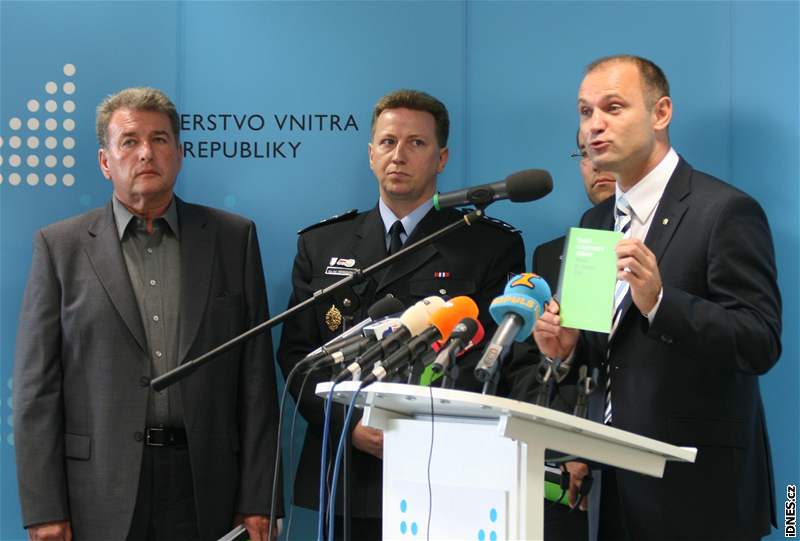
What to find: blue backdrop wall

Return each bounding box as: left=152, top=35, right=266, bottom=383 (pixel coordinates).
left=1, top=1, right=797, bottom=539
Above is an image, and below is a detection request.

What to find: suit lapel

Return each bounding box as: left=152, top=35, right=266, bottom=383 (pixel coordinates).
left=84, top=202, right=148, bottom=354
left=644, top=158, right=691, bottom=264
left=176, top=199, right=215, bottom=364
left=351, top=208, right=386, bottom=270
left=613, top=158, right=692, bottom=337
left=375, top=207, right=441, bottom=293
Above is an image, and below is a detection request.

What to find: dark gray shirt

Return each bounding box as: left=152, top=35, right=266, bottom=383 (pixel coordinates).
left=112, top=197, right=182, bottom=426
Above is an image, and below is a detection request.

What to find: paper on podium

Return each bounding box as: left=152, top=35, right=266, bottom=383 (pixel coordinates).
left=558, top=227, right=620, bottom=332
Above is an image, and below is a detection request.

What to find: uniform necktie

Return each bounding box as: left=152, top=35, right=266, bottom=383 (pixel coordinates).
left=388, top=220, right=405, bottom=256
left=605, top=197, right=632, bottom=424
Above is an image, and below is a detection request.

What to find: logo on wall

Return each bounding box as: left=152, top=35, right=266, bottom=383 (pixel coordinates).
left=0, top=63, right=78, bottom=188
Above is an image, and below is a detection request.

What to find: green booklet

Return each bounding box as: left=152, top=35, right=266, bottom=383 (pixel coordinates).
left=557, top=227, right=621, bottom=333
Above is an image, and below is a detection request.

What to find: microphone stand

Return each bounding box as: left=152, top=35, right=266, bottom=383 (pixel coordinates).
left=151, top=208, right=486, bottom=392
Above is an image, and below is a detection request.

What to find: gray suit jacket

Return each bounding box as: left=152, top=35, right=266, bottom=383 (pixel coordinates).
left=13, top=198, right=283, bottom=540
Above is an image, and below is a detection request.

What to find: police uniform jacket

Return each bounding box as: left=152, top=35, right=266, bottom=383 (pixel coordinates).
left=277, top=204, right=525, bottom=518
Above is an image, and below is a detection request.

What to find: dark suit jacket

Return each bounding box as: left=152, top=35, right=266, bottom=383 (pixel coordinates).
left=577, top=158, right=781, bottom=540
left=13, top=198, right=283, bottom=540
left=277, top=205, right=525, bottom=518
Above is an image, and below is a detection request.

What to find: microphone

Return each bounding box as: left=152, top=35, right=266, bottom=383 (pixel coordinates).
left=360, top=296, right=479, bottom=387
left=573, top=365, right=599, bottom=419
left=310, top=317, right=404, bottom=370
left=333, top=296, right=446, bottom=383
left=474, top=273, right=552, bottom=384
left=302, top=295, right=405, bottom=365
left=433, top=169, right=553, bottom=210
left=431, top=317, right=481, bottom=374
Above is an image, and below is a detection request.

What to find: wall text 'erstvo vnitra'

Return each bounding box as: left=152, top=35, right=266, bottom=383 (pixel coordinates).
left=180, top=113, right=359, bottom=159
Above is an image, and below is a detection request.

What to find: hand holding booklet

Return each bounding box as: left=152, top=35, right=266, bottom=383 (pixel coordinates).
left=556, top=227, right=621, bottom=333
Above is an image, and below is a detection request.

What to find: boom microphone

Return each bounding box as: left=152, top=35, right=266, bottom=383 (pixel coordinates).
left=433, top=169, right=553, bottom=210
left=474, top=273, right=552, bottom=384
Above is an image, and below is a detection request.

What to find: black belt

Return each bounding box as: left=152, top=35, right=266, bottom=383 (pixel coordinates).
left=144, top=426, right=187, bottom=447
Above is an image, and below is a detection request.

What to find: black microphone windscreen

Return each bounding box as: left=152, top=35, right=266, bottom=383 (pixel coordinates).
left=452, top=317, right=480, bottom=342
left=506, top=169, right=553, bottom=202
left=367, top=295, right=405, bottom=320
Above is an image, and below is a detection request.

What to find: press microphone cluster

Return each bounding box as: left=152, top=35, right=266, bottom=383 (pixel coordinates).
left=433, top=169, right=553, bottom=210
left=302, top=295, right=405, bottom=370
left=360, top=296, right=479, bottom=387
left=474, top=273, right=552, bottom=388
left=333, top=296, right=446, bottom=383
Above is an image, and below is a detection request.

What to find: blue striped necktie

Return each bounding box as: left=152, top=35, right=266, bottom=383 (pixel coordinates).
left=605, top=197, right=632, bottom=424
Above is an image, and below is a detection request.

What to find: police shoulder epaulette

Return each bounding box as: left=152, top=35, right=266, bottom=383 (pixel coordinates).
left=480, top=214, right=521, bottom=234
left=453, top=208, right=520, bottom=233
left=297, top=209, right=358, bottom=235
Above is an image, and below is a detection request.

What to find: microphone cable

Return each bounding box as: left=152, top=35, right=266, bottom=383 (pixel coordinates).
left=282, top=356, right=331, bottom=541
left=267, top=353, right=322, bottom=541
left=426, top=384, right=435, bottom=541
left=327, top=388, right=363, bottom=541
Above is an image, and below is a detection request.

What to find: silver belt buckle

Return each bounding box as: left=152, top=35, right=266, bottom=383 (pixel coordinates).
left=145, top=426, right=166, bottom=447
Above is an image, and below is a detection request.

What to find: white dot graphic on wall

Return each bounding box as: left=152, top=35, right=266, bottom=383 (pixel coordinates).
left=0, top=156, right=3, bottom=166
left=3, top=63, right=78, bottom=188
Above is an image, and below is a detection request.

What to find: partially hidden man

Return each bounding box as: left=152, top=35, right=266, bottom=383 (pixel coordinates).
left=277, top=89, right=525, bottom=540
left=13, top=87, right=283, bottom=541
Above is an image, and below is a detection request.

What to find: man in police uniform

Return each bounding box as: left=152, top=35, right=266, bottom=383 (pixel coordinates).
left=277, top=89, right=525, bottom=540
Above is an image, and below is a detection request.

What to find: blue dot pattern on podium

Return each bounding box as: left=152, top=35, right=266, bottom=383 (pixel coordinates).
left=478, top=507, right=499, bottom=540
left=398, top=498, right=418, bottom=536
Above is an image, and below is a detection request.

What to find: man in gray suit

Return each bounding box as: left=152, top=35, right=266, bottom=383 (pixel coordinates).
left=13, top=87, right=282, bottom=541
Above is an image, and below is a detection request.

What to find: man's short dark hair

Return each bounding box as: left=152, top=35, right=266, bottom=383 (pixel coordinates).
left=371, top=89, right=449, bottom=148
left=586, top=55, right=670, bottom=109
left=96, top=87, right=180, bottom=148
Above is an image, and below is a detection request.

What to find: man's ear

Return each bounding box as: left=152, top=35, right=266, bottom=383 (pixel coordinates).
left=98, top=148, right=112, bottom=180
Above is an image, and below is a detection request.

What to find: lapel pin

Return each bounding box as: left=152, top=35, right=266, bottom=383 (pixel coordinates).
left=662, top=218, right=669, bottom=225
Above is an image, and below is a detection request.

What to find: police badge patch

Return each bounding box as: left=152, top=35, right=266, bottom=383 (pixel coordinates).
left=325, top=305, right=342, bottom=332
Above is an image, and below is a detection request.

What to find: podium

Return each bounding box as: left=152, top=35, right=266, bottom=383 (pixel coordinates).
left=316, top=381, right=696, bottom=540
